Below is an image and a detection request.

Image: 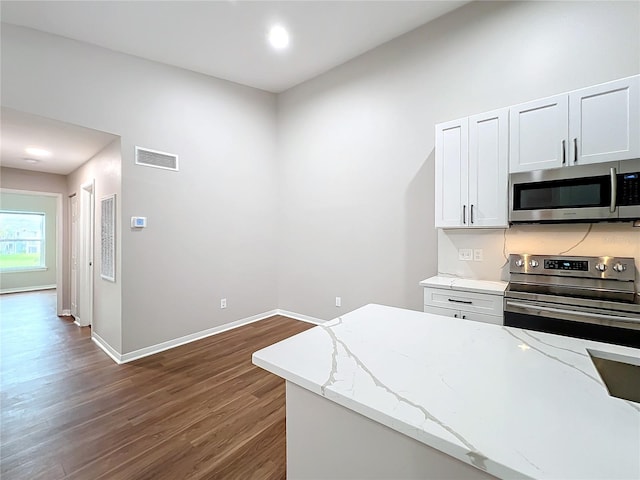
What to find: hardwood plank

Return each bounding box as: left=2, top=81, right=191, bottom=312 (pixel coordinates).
left=0, top=290, right=314, bottom=479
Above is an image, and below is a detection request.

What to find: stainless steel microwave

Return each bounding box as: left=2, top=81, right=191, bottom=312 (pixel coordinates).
left=509, top=159, right=640, bottom=223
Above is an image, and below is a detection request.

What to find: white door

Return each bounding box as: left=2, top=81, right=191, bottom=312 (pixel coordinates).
left=569, top=75, right=640, bottom=166
left=77, top=181, right=94, bottom=327
left=70, top=195, right=78, bottom=317
left=435, top=118, right=468, bottom=228
left=468, top=108, right=509, bottom=228
left=509, top=94, right=569, bottom=173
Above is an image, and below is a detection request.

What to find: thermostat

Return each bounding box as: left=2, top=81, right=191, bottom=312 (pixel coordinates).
left=131, top=216, right=147, bottom=228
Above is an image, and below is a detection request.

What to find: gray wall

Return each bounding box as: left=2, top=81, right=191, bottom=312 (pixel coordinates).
left=68, top=139, right=122, bottom=352
left=1, top=24, right=279, bottom=354
left=276, top=0, right=640, bottom=319
left=1, top=1, right=638, bottom=353
left=0, top=191, right=58, bottom=292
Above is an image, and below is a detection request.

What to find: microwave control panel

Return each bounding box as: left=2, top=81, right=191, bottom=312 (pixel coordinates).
left=619, top=172, right=640, bottom=205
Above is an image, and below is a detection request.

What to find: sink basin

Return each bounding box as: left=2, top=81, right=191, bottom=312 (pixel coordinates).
left=588, top=349, right=640, bottom=403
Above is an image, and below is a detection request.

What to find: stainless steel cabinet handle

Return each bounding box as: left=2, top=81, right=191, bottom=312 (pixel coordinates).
left=573, top=138, right=578, bottom=163
left=470, top=204, right=474, bottom=224
left=610, top=167, right=617, bottom=213
left=562, top=140, right=566, bottom=165
left=448, top=298, right=473, bottom=305
left=505, top=300, right=640, bottom=324
left=463, top=205, right=466, bottom=224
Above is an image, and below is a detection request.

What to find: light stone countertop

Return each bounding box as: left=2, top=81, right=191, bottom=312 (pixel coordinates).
left=420, top=276, right=508, bottom=295
left=252, top=304, right=640, bottom=480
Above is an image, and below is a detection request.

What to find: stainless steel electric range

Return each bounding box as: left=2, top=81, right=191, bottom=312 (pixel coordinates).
left=504, top=254, right=640, bottom=348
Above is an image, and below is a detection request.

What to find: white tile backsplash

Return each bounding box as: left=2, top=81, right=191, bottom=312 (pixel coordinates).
left=438, top=223, right=640, bottom=289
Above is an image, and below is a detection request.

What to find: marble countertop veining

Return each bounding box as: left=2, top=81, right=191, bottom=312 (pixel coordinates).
left=419, top=276, right=508, bottom=295
left=252, top=304, right=640, bottom=480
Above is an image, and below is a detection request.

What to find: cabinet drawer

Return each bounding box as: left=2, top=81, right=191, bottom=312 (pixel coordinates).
left=424, top=287, right=503, bottom=316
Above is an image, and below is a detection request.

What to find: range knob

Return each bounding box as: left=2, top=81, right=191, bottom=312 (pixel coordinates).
left=515, top=258, right=525, bottom=267
left=613, top=263, right=627, bottom=273
left=595, top=263, right=607, bottom=272
left=529, top=259, right=539, bottom=268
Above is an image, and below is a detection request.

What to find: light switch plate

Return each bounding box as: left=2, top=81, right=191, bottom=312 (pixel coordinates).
left=474, top=249, right=484, bottom=261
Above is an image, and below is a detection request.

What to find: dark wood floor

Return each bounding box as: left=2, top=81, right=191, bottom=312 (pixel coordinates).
left=0, top=290, right=314, bottom=480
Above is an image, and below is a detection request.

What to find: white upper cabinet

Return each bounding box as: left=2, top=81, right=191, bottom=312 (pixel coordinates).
left=435, top=109, right=508, bottom=228
left=468, top=109, right=509, bottom=227
left=569, top=76, right=640, bottom=165
left=510, top=75, right=640, bottom=173
left=435, top=118, right=468, bottom=227
left=509, top=95, right=569, bottom=173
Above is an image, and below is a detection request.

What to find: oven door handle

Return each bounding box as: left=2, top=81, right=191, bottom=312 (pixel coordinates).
left=505, top=300, right=640, bottom=325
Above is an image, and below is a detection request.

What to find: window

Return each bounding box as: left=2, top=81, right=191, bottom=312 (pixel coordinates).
left=0, top=212, right=46, bottom=270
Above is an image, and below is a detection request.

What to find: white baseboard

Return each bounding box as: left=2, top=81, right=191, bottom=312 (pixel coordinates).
left=61, top=309, right=72, bottom=316
left=119, top=309, right=282, bottom=363
left=276, top=309, right=325, bottom=325
left=0, top=284, right=56, bottom=295
left=94, top=308, right=325, bottom=365
left=92, top=332, right=123, bottom=364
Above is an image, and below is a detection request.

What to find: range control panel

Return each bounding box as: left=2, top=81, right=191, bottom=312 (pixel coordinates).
left=509, top=254, right=636, bottom=281
left=543, top=259, right=589, bottom=271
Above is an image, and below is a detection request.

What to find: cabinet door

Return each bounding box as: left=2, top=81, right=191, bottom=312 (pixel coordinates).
left=424, top=305, right=461, bottom=318
left=569, top=75, right=640, bottom=165
left=468, top=108, right=509, bottom=227
left=463, top=311, right=503, bottom=325
left=509, top=94, right=569, bottom=173
left=435, top=118, right=468, bottom=227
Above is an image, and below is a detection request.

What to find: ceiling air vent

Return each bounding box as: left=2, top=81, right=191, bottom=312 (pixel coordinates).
left=135, top=146, right=179, bottom=171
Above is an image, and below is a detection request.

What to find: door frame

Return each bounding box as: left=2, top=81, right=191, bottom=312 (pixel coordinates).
left=70, top=193, right=78, bottom=318
left=77, top=180, right=94, bottom=327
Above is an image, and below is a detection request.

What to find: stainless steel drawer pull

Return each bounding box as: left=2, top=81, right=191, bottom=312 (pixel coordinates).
left=448, top=298, right=473, bottom=305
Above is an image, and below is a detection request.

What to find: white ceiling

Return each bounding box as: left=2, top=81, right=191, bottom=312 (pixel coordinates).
left=0, top=0, right=470, bottom=93
left=0, top=1, right=469, bottom=176
left=1, top=108, right=118, bottom=176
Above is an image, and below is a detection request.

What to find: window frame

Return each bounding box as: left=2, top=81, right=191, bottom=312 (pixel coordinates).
left=0, top=210, right=48, bottom=273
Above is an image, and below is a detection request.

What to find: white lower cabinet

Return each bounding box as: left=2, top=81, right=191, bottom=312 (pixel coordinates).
left=423, top=286, right=504, bottom=325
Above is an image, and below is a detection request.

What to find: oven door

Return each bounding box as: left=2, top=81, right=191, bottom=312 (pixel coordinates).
left=509, top=162, right=617, bottom=223
left=504, top=298, right=640, bottom=348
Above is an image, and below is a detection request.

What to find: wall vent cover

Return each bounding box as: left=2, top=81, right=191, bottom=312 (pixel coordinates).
left=135, top=146, right=179, bottom=171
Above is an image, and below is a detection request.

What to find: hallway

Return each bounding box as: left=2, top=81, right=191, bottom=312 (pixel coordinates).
left=0, top=290, right=313, bottom=479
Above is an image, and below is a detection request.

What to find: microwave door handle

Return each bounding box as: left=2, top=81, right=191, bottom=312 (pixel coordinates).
left=610, top=167, right=617, bottom=213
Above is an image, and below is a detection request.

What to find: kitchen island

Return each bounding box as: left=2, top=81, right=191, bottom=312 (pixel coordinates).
left=252, top=304, right=640, bottom=479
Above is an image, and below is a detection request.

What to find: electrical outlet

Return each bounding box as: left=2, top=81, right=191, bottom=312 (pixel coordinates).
left=335, top=296, right=342, bottom=307
left=220, top=298, right=227, bottom=309
left=458, top=249, right=473, bottom=261
left=474, top=249, right=484, bottom=261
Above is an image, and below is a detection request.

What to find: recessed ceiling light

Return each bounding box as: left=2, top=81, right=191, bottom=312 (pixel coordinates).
left=25, top=147, right=51, bottom=157
left=24, top=158, right=40, bottom=164
left=268, top=25, right=289, bottom=50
